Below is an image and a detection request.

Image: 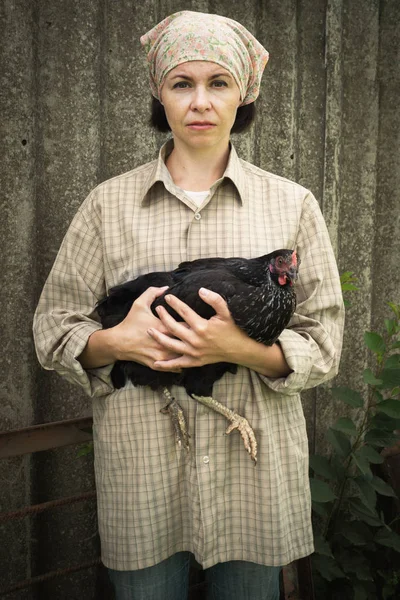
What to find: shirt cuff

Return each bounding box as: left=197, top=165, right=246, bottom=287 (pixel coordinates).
left=259, top=328, right=314, bottom=394
left=53, top=322, right=115, bottom=397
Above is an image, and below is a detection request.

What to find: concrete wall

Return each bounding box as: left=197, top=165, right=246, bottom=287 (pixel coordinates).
left=1, top=0, right=399, bottom=597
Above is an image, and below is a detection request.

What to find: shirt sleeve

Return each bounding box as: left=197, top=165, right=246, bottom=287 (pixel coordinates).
left=260, top=191, right=345, bottom=395
left=32, top=190, right=114, bottom=398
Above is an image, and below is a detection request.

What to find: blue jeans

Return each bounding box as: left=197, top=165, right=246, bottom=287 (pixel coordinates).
left=108, top=552, right=281, bottom=600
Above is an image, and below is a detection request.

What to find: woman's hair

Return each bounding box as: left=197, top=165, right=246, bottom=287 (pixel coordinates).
left=149, top=97, right=256, bottom=134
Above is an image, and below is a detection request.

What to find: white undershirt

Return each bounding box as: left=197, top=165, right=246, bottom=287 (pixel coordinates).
left=183, top=189, right=210, bottom=207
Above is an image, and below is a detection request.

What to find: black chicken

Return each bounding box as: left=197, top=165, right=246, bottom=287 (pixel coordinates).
left=96, top=249, right=299, bottom=463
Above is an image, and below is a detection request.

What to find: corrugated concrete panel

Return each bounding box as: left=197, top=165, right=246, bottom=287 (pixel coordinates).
left=0, top=1, right=36, bottom=596
left=317, top=0, right=381, bottom=455
left=372, top=0, right=400, bottom=322
left=255, top=0, right=298, bottom=178
left=31, top=1, right=103, bottom=597
left=1, top=0, right=399, bottom=595
left=101, top=1, right=159, bottom=178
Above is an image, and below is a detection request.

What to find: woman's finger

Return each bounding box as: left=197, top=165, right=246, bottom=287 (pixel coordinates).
left=153, top=356, right=192, bottom=371
left=148, top=327, right=188, bottom=354
left=198, top=288, right=231, bottom=318
left=140, top=285, right=169, bottom=307
left=155, top=302, right=201, bottom=336
left=162, top=294, right=207, bottom=328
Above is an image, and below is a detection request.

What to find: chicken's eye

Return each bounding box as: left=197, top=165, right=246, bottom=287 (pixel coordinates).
left=276, top=257, right=283, bottom=266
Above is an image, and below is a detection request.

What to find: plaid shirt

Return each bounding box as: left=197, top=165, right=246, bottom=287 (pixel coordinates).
left=33, top=141, right=344, bottom=570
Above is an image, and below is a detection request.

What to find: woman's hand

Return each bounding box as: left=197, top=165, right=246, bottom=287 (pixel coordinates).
left=147, top=288, right=251, bottom=370
left=148, top=288, right=292, bottom=378
left=78, top=286, right=182, bottom=371
left=113, top=286, right=182, bottom=369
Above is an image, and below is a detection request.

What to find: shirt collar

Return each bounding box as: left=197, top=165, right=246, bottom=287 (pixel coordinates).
left=140, top=139, right=248, bottom=206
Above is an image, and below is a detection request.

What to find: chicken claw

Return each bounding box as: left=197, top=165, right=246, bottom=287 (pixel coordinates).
left=160, top=388, right=190, bottom=451
left=191, top=394, right=257, bottom=464
left=225, top=417, right=257, bottom=464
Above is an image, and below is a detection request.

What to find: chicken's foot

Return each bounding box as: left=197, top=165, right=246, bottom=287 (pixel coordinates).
left=191, top=394, right=257, bottom=464
left=160, top=388, right=190, bottom=451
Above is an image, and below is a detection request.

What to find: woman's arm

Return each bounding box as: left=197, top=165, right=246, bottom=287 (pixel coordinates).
left=33, top=190, right=179, bottom=395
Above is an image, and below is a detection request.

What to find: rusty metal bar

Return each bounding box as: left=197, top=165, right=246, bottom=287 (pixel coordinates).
left=296, top=556, right=315, bottom=599
left=0, top=558, right=102, bottom=597
left=0, top=416, right=93, bottom=458
left=0, top=490, right=96, bottom=523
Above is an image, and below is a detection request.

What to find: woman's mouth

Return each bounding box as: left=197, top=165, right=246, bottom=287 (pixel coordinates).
left=187, top=122, right=216, bottom=130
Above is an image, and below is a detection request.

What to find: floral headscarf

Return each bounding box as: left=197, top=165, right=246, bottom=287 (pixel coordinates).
left=140, top=11, right=269, bottom=106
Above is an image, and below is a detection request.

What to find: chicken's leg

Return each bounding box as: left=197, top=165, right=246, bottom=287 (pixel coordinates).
left=160, top=388, right=190, bottom=451
left=191, top=394, right=257, bottom=464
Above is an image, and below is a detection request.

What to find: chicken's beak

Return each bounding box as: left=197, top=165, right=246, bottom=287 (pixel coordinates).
left=287, top=266, right=299, bottom=284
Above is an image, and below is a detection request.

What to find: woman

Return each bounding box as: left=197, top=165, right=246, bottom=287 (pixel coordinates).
left=33, top=11, right=344, bottom=600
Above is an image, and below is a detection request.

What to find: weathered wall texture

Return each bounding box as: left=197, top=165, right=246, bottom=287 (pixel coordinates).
left=1, top=0, right=399, bottom=597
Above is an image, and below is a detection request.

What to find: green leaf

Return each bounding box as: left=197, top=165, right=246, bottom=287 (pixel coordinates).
left=331, top=455, right=346, bottom=479
left=311, top=554, right=346, bottom=582
left=313, top=534, right=334, bottom=557
left=341, top=283, right=359, bottom=291
left=312, top=501, right=330, bottom=518
left=355, top=445, right=384, bottom=465
left=385, top=319, right=397, bottom=335
left=353, top=582, right=371, bottom=600
left=369, top=413, right=400, bottom=432
left=331, top=386, right=364, bottom=408
left=364, top=332, right=386, bottom=354
left=335, top=520, right=373, bottom=546
left=375, top=527, right=400, bottom=552
left=309, top=454, right=337, bottom=480
left=76, top=442, right=94, bottom=457
left=391, top=341, right=400, bottom=350
left=326, top=427, right=352, bottom=457
left=340, top=272, right=358, bottom=290
left=310, top=478, right=337, bottom=502
left=379, top=368, right=400, bottom=389
left=337, top=549, right=373, bottom=581
left=354, top=477, right=377, bottom=511
left=331, top=417, right=357, bottom=436
left=364, top=429, right=399, bottom=448
left=384, top=354, right=400, bottom=369
left=352, top=451, right=372, bottom=476
left=370, top=475, right=398, bottom=497
left=373, top=389, right=385, bottom=403
left=376, top=399, right=400, bottom=418
left=348, top=498, right=383, bottom=527
left=363, top=368, right=383, bottom=386
left=388, top=302, right=400, bottom=320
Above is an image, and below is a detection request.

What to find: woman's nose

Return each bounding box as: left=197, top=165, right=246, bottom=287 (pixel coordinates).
left=190, top=86, right=211, bottom=112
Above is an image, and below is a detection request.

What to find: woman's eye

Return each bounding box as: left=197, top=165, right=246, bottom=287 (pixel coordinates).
left=212, top=80, right=228, bottom=87
left=173, top=81, right=190, bottom=89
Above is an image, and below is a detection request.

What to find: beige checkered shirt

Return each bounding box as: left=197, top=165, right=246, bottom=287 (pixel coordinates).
left=33, top=141, right=344, bottom=570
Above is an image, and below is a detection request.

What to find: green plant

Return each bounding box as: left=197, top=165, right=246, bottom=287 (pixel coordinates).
left=340, top=271, right=359, bottom=307
left=77, top=440, right=93, bottom=457
left=310, top=301, right=400, bottom=599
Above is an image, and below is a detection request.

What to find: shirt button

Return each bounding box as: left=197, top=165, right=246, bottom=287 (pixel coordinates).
left=194, top=213, right=201, bottom=220
left=203, top=456, right=210, bottom=464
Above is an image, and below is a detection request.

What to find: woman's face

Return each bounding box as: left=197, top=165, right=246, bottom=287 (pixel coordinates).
left=160, top=61, right=242, bottom=153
